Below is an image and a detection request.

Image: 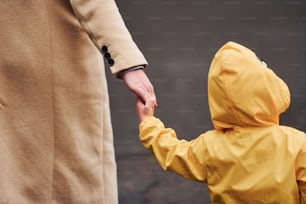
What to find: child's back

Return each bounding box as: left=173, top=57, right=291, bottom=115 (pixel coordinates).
left=204, top=125, right=305, bottom=203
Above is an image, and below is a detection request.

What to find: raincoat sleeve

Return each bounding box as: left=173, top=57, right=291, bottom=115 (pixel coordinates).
left=296, top=136, right=306, bottom=203
left=139, top=116, right=208, bottom=182
left=69, top=0, right=147, bottom=75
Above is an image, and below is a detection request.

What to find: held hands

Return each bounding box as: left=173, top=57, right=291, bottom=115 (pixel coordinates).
left=121, top=69, right=157, bottom=122
left=136, top=97, right=155, bottom=122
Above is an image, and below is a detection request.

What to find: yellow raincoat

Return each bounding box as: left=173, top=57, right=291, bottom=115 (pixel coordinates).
left=139, top=42, right=306, bottom=203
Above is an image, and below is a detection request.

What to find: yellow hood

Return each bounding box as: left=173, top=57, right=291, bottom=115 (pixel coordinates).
left=208, top=41, right=290, bottom=130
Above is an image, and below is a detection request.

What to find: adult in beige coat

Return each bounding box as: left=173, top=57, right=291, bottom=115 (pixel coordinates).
left=0, top=0, right=155, bottom=203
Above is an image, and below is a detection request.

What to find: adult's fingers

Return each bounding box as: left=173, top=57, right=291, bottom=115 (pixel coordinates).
left=123, top=69, right=157, bottom=106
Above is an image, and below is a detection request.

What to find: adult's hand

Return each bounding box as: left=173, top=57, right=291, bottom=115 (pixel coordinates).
left=122, top=69, right=157, bottom=107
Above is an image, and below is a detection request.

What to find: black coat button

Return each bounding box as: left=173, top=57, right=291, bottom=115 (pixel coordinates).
left=104, top=52, right=111, bottom=59
left=108, top=58, right=115, bottom=66
left=101, top=46, right=108, bottom=53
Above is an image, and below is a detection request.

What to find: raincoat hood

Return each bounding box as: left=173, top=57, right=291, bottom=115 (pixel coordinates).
left=208, top=41, right=290, bottom=130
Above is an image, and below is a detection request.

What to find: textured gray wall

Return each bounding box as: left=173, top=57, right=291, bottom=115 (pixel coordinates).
left=106, top=1, right=306, bottom=203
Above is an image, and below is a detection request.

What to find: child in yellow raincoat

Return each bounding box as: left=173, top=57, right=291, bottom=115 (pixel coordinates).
left=137, top=41, right=306, bottom=203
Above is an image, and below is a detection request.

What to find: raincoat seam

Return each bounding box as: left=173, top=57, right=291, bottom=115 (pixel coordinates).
left=223, top=75, right=242, bottom=126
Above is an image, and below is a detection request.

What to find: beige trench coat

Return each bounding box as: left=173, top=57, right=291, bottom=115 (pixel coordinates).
left=0, top=0, right=147, bottom=203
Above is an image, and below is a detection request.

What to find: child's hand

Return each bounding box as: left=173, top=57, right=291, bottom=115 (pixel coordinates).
left=136, top=97, right=155, bottom=122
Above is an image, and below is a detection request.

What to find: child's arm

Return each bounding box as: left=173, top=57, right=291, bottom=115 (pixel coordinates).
left=137, top=99, right=207, bottom=182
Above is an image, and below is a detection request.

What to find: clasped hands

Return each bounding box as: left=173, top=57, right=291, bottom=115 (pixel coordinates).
left=121, top=69, right=156, bottom=123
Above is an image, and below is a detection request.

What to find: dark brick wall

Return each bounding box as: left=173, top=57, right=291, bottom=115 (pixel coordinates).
left=106, top=1, right=306, bottom=203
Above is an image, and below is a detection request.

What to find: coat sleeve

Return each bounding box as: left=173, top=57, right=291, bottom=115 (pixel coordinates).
left=139, top=116, right=208, bottom=182
left=296, top=134, right=306, bottom=203
left=69, top=0, right=148, bottom=75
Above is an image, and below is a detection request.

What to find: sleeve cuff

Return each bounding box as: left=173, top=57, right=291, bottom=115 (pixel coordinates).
left=116, top=65, right=145, bottom=79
